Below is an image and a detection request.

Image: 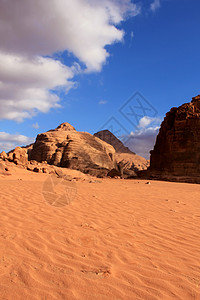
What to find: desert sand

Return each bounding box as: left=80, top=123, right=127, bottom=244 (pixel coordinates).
left=0, top=167, right=200, bottom=300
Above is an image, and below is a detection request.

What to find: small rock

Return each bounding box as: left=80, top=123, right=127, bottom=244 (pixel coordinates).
left=30, top=160, right=38, bottom=165
left=55, top=169, right=64, bottom=177
left=63, top=175, right=73, bottom=181
left=49, top=170, right=56, bottom=174
left=33, top=167, right=40, bottom=173
left=42, top=168, right=49, bottom=173
left=73, top=177, right=81, bottom=181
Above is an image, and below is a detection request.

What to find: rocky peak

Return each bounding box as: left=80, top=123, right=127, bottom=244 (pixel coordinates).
left=191, top=95, right=200, bottom=111
left=94, top=130, right=134, bottom=154
left=54, top=122, right=76, bottom=131
left=192, top=94, right=200, bottom=102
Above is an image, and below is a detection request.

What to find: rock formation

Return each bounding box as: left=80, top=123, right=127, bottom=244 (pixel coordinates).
left=116, top=153, right=149, bottom=175
left=149, top=95, right=200, bottom=181
left=94, top=130, right=134, bottom=154
left=29, top=123, right=117, bottom=176
left=1, top=123, right=149, bottom=178
left=8, top=147, right=28, bottom=166
left=0, top=151, right=7, bottom=160
left=94, top=129, right=149, bottom=177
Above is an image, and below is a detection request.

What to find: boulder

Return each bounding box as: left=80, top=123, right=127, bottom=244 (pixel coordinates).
left=33, top=167, right=40, bottom=173
left=149, top=95, right=200, bottom=179
left=29, top=123, right=117, bottom=176
left=8, top=147, right=28, bottom=166
left=42, top=168, right=49, bottom=173
left=0, top=151, right=7, bottom=160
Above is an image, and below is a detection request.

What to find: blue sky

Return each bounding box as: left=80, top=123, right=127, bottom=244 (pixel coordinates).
left=0, top=0, right=199, bottom=158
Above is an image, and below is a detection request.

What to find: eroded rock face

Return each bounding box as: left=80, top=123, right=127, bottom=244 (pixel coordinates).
left=8, top=147, right=28, bottom=166
left=150, top=95, right=200, bottom=177
left=29, top=123, right=117, bottom=176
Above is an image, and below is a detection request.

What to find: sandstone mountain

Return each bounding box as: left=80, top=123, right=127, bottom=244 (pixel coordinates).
left=1, top=123, right=150, bottom=178
left=29, top=123, right=117, bottom=176
left=149, top=95, right=200, bottom=182
left=94, top=130, right=134, bottom=154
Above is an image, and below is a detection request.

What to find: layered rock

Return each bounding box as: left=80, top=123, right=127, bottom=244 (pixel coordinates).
left=29, top=123, right=117, bottom=176
left=150, top=95, right=200, bottom=180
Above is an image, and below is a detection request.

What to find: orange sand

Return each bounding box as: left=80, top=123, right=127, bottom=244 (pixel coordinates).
left=0, top=168, right=200, bottom=299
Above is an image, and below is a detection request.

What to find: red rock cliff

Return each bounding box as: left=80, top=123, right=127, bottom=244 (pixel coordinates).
left=150, top=95, right=200, bottom=177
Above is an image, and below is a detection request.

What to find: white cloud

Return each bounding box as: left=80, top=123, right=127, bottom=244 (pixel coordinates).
left=123, top=116, right=162, bottom=159
left=0, top=132, right=34, bottom=152
left=138, top=116, right=161, bottom=128
left=124, top=127, right=159, bottom=159
left=99, top=100, right=108, bottom=105
left=0, top=0, right=139, bottom=71
left=150, top=0, right=160, bottom=12
left=138, top=116, right=152, bottom=128
left=0, top=53, right=78, bottom=122
left=0, top=0, right=140, bottom=122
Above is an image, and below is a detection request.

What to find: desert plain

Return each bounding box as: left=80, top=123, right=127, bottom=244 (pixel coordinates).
left=0, top=165, right=200, bottom=300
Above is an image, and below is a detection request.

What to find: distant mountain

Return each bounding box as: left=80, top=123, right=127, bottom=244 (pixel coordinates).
left=94, top=130, right=135, bottom=154
left=94, top=130, right=149, bottom=176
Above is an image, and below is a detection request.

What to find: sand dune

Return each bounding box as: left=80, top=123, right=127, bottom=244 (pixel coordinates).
left=0, top=168, right=200, bottom=299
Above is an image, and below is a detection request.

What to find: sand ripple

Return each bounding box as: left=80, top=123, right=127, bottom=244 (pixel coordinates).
left=0, top=175, right=200, bottom=299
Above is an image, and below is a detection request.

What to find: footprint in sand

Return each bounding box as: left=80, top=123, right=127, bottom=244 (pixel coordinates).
left=81, top=266, right=111, bottom=278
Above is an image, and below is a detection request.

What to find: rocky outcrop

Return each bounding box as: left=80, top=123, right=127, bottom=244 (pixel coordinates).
left=7, top=147, right=28, bottom=166
left=116, top=153, right=149, bottom=178
left=94, top=130, right=134, bottom=154
left=149, top=95, right=200, bottom=181
left=0, top=151, right=7, bottom=160
left=94, top=130, right=149, bottom=177
left=29, top=123, right=117, bottom=176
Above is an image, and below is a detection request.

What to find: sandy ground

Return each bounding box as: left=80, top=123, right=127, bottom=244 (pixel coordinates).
left=0, top=167, right=200, bottom=300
